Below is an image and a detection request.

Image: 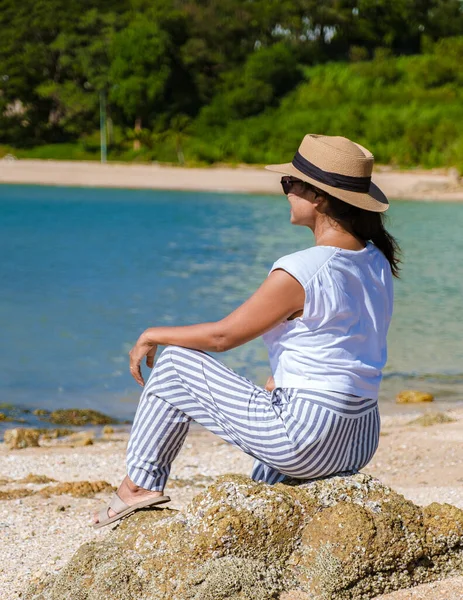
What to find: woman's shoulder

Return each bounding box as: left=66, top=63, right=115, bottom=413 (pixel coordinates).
left=271, top=246, right=338, bottom=285
left=275, top=245, right=338, bottom=267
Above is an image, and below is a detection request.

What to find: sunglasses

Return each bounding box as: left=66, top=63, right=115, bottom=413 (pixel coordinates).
left=280, top=177, right=325, bottom=199
left=281, top=176, right=310, bottom=195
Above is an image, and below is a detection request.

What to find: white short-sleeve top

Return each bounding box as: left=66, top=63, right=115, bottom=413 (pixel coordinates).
left=262, top=242, right=394, bottom=399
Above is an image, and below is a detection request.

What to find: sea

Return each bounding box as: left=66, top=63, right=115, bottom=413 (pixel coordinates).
left=1, top=184, right=462, bottom=432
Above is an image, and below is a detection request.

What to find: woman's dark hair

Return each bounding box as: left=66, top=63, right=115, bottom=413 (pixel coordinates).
left=310, top=185, right=401, bottom=277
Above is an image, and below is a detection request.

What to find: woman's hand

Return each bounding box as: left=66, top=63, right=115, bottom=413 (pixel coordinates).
left=129, top=331, right=158, bottom=387
left=265, top=375, right=275, bottom=392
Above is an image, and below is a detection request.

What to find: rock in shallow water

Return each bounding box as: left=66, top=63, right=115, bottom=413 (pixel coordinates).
left=25, top=473, right=463, bottom=600
left=396, top=390, right=434, bottom=404
left=45, top=409, right=117, bottom=426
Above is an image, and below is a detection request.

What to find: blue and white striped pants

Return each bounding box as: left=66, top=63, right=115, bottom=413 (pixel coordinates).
left=127, top=346, right=380, bottom=490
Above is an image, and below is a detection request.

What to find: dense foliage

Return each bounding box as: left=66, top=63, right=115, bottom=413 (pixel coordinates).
left=1, top=0, right=463, bottom=168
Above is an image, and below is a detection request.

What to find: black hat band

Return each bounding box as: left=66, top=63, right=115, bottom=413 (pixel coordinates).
left=292, top=151, right=371, bottom=193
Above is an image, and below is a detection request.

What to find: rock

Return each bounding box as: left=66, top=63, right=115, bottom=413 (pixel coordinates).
left=24, top=473, right=463, bottom=600
left=0, top=480, right=114, bottom=501
left=60, top=431, right=94, bottom=447
left=396, top=390, right=434, bottom=404
left=38, top=428, right=74, bottom=441
left=18, top=474, right=57, bottom=484
left=407, top=412, right=456, bottom=427
left=73, top=437, right=93, bottom=447
left=46, top=408, right=117, bottom=426
left=0, top=412, right=14, bottom=422
left=102, top=425, right=114, bottom=435
left=38, top=480, right=115, bottom=498
left=33, top=409, right=50, bottom=416
left=0, top=488, right=34, bottom=500
left=3, top=428, right=40, bottom=449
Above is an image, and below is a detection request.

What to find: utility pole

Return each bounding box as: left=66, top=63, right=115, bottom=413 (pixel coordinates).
left=99, top=90, right=107, bottom=163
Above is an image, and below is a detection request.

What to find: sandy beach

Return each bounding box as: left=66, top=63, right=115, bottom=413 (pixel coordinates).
left=1, top=406, right=462, bottom=599
left=1, top=158, right=463, bottom=200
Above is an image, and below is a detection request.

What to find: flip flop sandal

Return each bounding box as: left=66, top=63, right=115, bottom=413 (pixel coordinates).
left=93, top=492, right=171, bottom=530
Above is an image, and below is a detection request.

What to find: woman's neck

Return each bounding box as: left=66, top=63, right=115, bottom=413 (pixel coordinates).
left=312, top=219, right=366, bottom=251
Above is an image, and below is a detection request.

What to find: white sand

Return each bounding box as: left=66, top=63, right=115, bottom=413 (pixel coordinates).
left=1, top=158, right=462, bottom=200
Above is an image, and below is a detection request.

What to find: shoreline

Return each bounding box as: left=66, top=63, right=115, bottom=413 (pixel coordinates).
left=1, top=158, right=463, bottom=200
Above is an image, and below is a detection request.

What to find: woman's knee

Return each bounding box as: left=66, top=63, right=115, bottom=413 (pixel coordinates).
left=153, top=346, right=200, bottom=376
left=158, top=345, right=203, bottom=364
left=155, top=345, right=183, bottom=365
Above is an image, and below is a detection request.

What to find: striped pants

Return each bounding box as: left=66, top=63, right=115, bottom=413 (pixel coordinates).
left=127, top=346, right=380, bottom=490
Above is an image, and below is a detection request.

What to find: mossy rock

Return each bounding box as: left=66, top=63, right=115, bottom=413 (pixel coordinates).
left=0, top=412, right=20, bottom=423
left=33, top=409, right=50, bottom=416
left=46, top=409, right=117, bottom=426
left=24, top=473, right=463, bottom=600
left=396, top=390, right=434, bottom=404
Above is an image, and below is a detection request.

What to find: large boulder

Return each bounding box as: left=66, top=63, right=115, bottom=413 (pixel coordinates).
left=25, top=473, right=463, bottom=600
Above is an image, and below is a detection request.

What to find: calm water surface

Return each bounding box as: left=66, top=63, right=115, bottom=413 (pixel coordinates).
left=1, top=184, right=462, bottom=429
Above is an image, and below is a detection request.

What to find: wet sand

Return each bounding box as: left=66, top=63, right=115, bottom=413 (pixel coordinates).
left=1, top=159, right=463, bottom=200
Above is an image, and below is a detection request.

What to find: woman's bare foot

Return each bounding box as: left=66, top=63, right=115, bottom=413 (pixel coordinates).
left=93, top=475, right=164, bottom=524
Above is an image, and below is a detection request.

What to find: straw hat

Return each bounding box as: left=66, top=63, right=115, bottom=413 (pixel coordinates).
left=266, top=134, right=389, bottom=212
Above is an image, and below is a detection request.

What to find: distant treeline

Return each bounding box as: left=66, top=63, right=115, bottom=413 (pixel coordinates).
left=1, top=0, right=463, bottom=169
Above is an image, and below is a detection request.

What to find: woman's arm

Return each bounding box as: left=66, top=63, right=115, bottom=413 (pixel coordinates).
left=129, top=269, right=305, bottom=385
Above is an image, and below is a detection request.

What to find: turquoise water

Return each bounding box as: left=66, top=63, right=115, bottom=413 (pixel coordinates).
left=1, top=184, right=462, bottom=427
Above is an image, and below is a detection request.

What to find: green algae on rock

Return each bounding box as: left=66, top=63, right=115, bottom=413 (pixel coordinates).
left=33, top=409, right=50, bottom=417
left=24, top=473, right=463, bottom=600
left=44, top=409, right=117, bottom=426
left=0, top=412, right=24, bottom=423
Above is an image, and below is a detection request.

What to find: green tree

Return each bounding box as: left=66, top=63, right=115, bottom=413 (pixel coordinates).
left=198, top=43, right=303, bottom=126
left=108, top=4, right=195, bottom=141
left=0, top=0, right=126, bottom=144
left=35, top=9, right=119, bottom=135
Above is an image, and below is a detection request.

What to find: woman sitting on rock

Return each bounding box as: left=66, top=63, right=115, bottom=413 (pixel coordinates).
left=94, top=134, right=400, bottom=529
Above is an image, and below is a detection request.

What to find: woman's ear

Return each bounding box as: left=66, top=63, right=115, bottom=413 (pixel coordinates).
left=313, top=192, right=328, bottom=211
